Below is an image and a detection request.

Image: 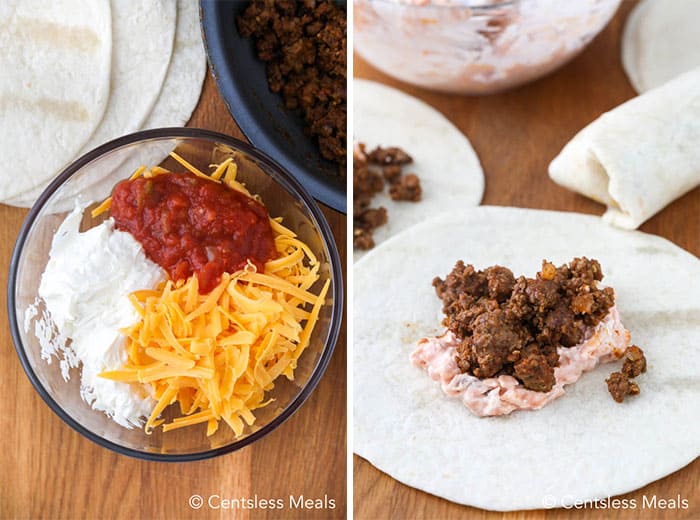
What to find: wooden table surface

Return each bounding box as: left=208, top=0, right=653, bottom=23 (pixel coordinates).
left=354, top=2, right=699, bottom=519
left=0, top=73, right=347, bottom=520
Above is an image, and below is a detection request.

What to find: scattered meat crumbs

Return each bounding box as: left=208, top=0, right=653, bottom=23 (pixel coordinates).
left=367, top=146, right=412, bottom=165
left=621, top=344, right=646, bottom=378
left=390, top=173, right=422, bottom=201
left=606, top=345, right=646, bottom=403
left=237, top=0, right=346, bottom=173
left=606, top=372, right=640, bottom=403
left=353, top=142, right=422, bottom=250
left=382, top=164, right=401, bottom=182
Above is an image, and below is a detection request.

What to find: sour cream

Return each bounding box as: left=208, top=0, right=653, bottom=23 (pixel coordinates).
left=28, top=204, right=164, bottom=428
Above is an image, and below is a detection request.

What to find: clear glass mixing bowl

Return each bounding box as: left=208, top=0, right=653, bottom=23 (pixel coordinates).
left=8, top=128, right=343, bottom=461
left=355, top=0, right=622, bottom=94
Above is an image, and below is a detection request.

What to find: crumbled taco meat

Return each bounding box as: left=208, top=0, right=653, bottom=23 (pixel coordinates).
left=353, top=142, right=422, bottom=250
left=353, top=144, right=385, bottom=250
left=382, top=164, right=402, bottom=183
left=513, top=345, right=557, bottom=392
left=367, top=146, right=413, bottom=166
left=606, top=370, right=640, bottom=403
left=606, top=345, right=646, bottom=403
left=390, top=173, right=422, bottom=201
left=433, top=258, right=616, bottom=392
left=237, top=0, right=347, bottom=172
left=354, top=144, right=383, bottom=210
left=355, top=207, right=388, bottom=231
left=621, top=344, right=647, bottom=378
left=353, top=228, right=375, bottom=250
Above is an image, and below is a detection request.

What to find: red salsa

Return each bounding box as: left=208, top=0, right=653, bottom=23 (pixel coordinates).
left=110, top=172, right=277, bottom=293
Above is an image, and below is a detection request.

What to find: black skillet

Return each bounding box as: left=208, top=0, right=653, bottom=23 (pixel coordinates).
left=199, top=0, right=347, bottom=213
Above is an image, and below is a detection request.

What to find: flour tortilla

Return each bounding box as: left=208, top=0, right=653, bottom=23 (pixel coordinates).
left=0, top=0, right=112, bottom=199
left=142, top=0, right=206, bottom=131
left=548, top=66, right=700, bottom=229
left=622, top=0, right=700, bottom=93
left=354, top=207, right=700, bottom=511
left=354, top=80, right=484, bottom=261
left=6, top=0, right=178, bottom=207
left=10, top=0, right=206, bottom=214
left=80, top=0, right=206, bottom=183
left=75, top=0, right=206, bottom=207
left=104, top=0, right=208, bottom=200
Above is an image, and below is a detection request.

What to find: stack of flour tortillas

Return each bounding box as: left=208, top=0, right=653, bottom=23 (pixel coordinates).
left=0, top=0, right=206, bottom=207
left=548, top=0, right=700, bottom=229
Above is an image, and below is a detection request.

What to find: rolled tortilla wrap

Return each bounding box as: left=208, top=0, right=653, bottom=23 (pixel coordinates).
left=548, top=66, right=700, bottom=229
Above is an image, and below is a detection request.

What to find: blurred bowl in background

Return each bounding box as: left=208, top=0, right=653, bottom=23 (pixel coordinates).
left=354, top=0, right=622, bottom=94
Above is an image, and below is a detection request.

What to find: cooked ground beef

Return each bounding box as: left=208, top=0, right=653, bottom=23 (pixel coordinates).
left=353, top=142, right=422, bottom=250
left=606, top=371, right=640, bottom=403
left=389, top=173, right=422, bottom=201
left=355, top=207, right=387, bottom=231
left=466, top=309, right=528, bottom=378
left=606, top=345, right=646, bottom=403
left=353, top=144, right=372, bottom=213
left=433, top=258, right=615, bottom=392
left=382, top=164, right=402, bottom=183
left=353, top=228, right=374, bottom=250
left=367, top=146, right=413, bottom=166
left=354, top=151, right=383, bottom=203
left=514, top=348, right=557, bottom=392
left=237, top=0, right=346, bottom=172
left=621, top=345, right=646, bottom=378
left=352, top=145, right=384, bottom=250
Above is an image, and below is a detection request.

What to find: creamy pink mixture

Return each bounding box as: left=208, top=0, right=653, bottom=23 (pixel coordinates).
left=410, top=306, right=630, bottom=416
left=355, top=0, right=622, bottom=93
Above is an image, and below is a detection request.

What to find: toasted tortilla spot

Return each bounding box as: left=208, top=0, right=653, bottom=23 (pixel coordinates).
left=0, top=94, right=89, bottom=122
left=15, top=17, right=100, bottom=52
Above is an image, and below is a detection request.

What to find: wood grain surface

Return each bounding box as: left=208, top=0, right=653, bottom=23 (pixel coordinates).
left=353, top=2, right=699, bottom=519
left=0, top=74, right=347, bottom=520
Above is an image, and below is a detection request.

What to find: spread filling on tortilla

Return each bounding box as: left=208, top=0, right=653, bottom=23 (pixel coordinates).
left=411, top=258, right=633, bottom=416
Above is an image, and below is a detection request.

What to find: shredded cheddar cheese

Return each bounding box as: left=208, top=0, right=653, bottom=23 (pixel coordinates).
left=98, top=155, right=330, bottom=437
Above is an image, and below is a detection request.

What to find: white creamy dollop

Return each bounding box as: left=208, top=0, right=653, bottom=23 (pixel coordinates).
left=29, top=204, right=165, bottom=428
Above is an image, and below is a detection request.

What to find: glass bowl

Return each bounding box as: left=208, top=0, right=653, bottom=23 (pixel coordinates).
left=354, top=0, right=622, bottom=94
left=7, top=128, right=343, bottom=461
